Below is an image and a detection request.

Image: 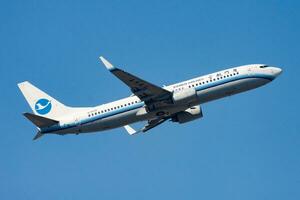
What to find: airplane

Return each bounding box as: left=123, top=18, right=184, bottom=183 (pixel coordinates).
left=18, top=57, right=282, bottom=140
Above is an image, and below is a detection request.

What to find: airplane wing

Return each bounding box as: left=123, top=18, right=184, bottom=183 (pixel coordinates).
left=124, top=117, right=169, bottom=135
left=100, top=57, right=172, bottom=104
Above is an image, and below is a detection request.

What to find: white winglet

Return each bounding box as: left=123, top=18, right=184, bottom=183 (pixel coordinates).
left=99, top=56, right=116, bottom=71
left=124, top=125, right=139, bottom=135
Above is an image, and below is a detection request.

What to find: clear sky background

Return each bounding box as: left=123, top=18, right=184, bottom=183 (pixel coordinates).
left=0, top=0, right=299, bottom=199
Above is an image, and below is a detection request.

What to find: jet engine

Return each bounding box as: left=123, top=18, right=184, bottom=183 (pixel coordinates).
left=172, top=105, right=203, bottom=124
left=172, top=88, right=198, bottom=105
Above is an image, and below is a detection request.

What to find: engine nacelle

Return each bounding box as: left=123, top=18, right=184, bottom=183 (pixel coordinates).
left=172, top=105, right=203, bottom=124
left=172, top=88, right=198, bottom=105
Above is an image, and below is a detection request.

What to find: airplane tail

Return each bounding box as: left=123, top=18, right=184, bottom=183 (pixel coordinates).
left=18, top=81, right=74, bottom=119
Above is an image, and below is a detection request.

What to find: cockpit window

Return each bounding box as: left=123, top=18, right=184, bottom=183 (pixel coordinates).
left=260, top=65, right=269, bottom=68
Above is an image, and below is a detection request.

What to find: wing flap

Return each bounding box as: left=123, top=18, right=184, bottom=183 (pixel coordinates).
left=141, top=118, right=168, bottom=133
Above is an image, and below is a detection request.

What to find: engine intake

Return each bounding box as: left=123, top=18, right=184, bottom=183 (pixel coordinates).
left=172, top=105, right=203, bottom=124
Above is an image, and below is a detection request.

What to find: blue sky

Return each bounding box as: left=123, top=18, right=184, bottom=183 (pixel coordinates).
left=1, top=0, right=299, bottom=199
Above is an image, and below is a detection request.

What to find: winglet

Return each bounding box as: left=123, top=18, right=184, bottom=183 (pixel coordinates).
left=99, top=56, right=116, bottom=71
left=124, top=125, right=139, bottom=135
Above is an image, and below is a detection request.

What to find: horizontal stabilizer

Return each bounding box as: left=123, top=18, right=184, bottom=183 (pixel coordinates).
left=23, top=113, right=59, bottom=128
left=33, top=131, right=44, bottom=140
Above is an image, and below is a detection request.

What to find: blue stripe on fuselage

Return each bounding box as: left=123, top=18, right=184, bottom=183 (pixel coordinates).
left=194, top=73, right=274, bottom=91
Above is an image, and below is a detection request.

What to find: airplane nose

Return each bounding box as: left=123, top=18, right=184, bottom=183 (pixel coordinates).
left=273, top=67, right=282, bottom=77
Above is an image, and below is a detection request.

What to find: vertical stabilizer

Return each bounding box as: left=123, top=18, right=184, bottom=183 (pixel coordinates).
left=18, top=81, right=72, bottom=119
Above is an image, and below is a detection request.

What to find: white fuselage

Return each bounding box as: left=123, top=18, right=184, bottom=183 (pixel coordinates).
left=42, top=64, right=281, bottom=135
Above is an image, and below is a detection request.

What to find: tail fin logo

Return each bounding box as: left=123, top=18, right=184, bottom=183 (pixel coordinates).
left=35, top=99, right=52, bottom=115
